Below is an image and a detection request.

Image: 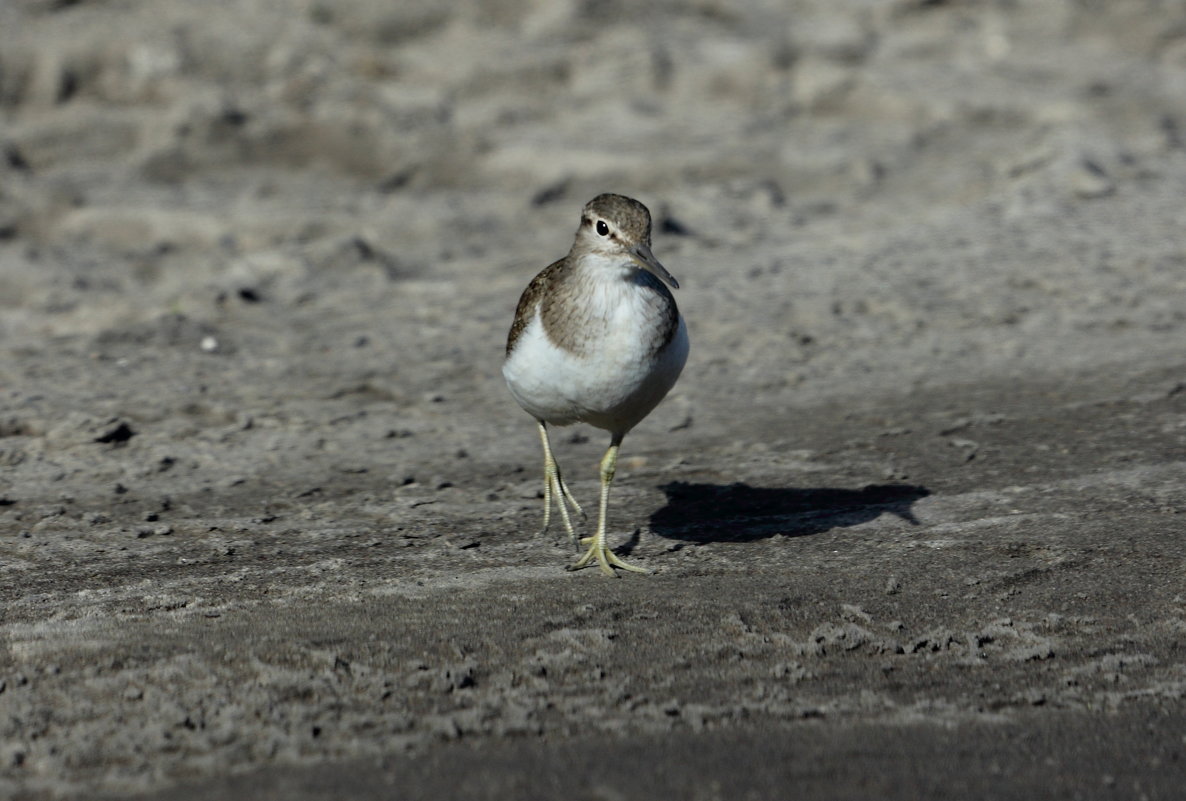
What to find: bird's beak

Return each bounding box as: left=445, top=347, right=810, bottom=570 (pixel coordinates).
left=629, top=242, right=680, bottom=289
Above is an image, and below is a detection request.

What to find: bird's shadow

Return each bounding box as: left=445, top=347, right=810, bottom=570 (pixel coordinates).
left=648, top=481, right=931, bottom=543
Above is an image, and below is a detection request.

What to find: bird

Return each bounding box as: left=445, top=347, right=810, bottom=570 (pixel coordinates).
left=503, top=193, right=689, bottom=575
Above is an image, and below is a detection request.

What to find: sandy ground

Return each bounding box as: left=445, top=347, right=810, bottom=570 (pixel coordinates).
left=2, top=0, right=1186, bottom=798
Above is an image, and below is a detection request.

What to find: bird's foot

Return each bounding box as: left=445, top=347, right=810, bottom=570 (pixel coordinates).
left=537, top=477, right=586, bottom=548
left=568, top=539, right=651, bottom=576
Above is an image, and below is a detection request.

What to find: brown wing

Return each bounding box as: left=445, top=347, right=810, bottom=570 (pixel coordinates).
left=647, top=278, right=681, bottom=358
left=506, top=258, right=567, bottom=356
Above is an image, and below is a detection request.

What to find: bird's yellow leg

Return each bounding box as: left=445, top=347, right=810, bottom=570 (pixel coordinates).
left=570, top=437, right=651, bottom=576
left=537, top=421, right=584, bottom=548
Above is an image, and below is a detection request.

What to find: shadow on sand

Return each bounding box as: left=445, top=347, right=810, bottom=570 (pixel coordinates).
left=648, top=482, right=931, bottom=543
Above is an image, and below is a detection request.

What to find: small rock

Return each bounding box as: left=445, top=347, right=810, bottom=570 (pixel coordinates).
left=1070, top=159, right=1114, bottom=199
left=949, top=438, right=979, bottom=461
left=791, top=57, right=856, bottom=109
left=95, top=421, right=136, bottom=445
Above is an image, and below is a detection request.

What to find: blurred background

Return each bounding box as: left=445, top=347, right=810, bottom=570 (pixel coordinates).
left=3, top=0, right=1185, bottom=397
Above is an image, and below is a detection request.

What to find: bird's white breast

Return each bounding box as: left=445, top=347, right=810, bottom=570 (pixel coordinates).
left=503, top=259, right=688, bottom=436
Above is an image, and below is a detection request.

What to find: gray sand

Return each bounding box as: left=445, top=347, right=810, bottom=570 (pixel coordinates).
left=2, top=1, right=1185, bottom=798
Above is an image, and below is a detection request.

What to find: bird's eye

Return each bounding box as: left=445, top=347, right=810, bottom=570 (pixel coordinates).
left=596, top=220, right=609, bottom=237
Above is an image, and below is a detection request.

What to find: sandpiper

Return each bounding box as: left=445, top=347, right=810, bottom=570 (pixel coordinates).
left=503, top=193, right=689, bottom=575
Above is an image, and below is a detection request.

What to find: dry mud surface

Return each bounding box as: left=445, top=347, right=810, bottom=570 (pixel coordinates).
left=2, top=1, right=1186, bottom=798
